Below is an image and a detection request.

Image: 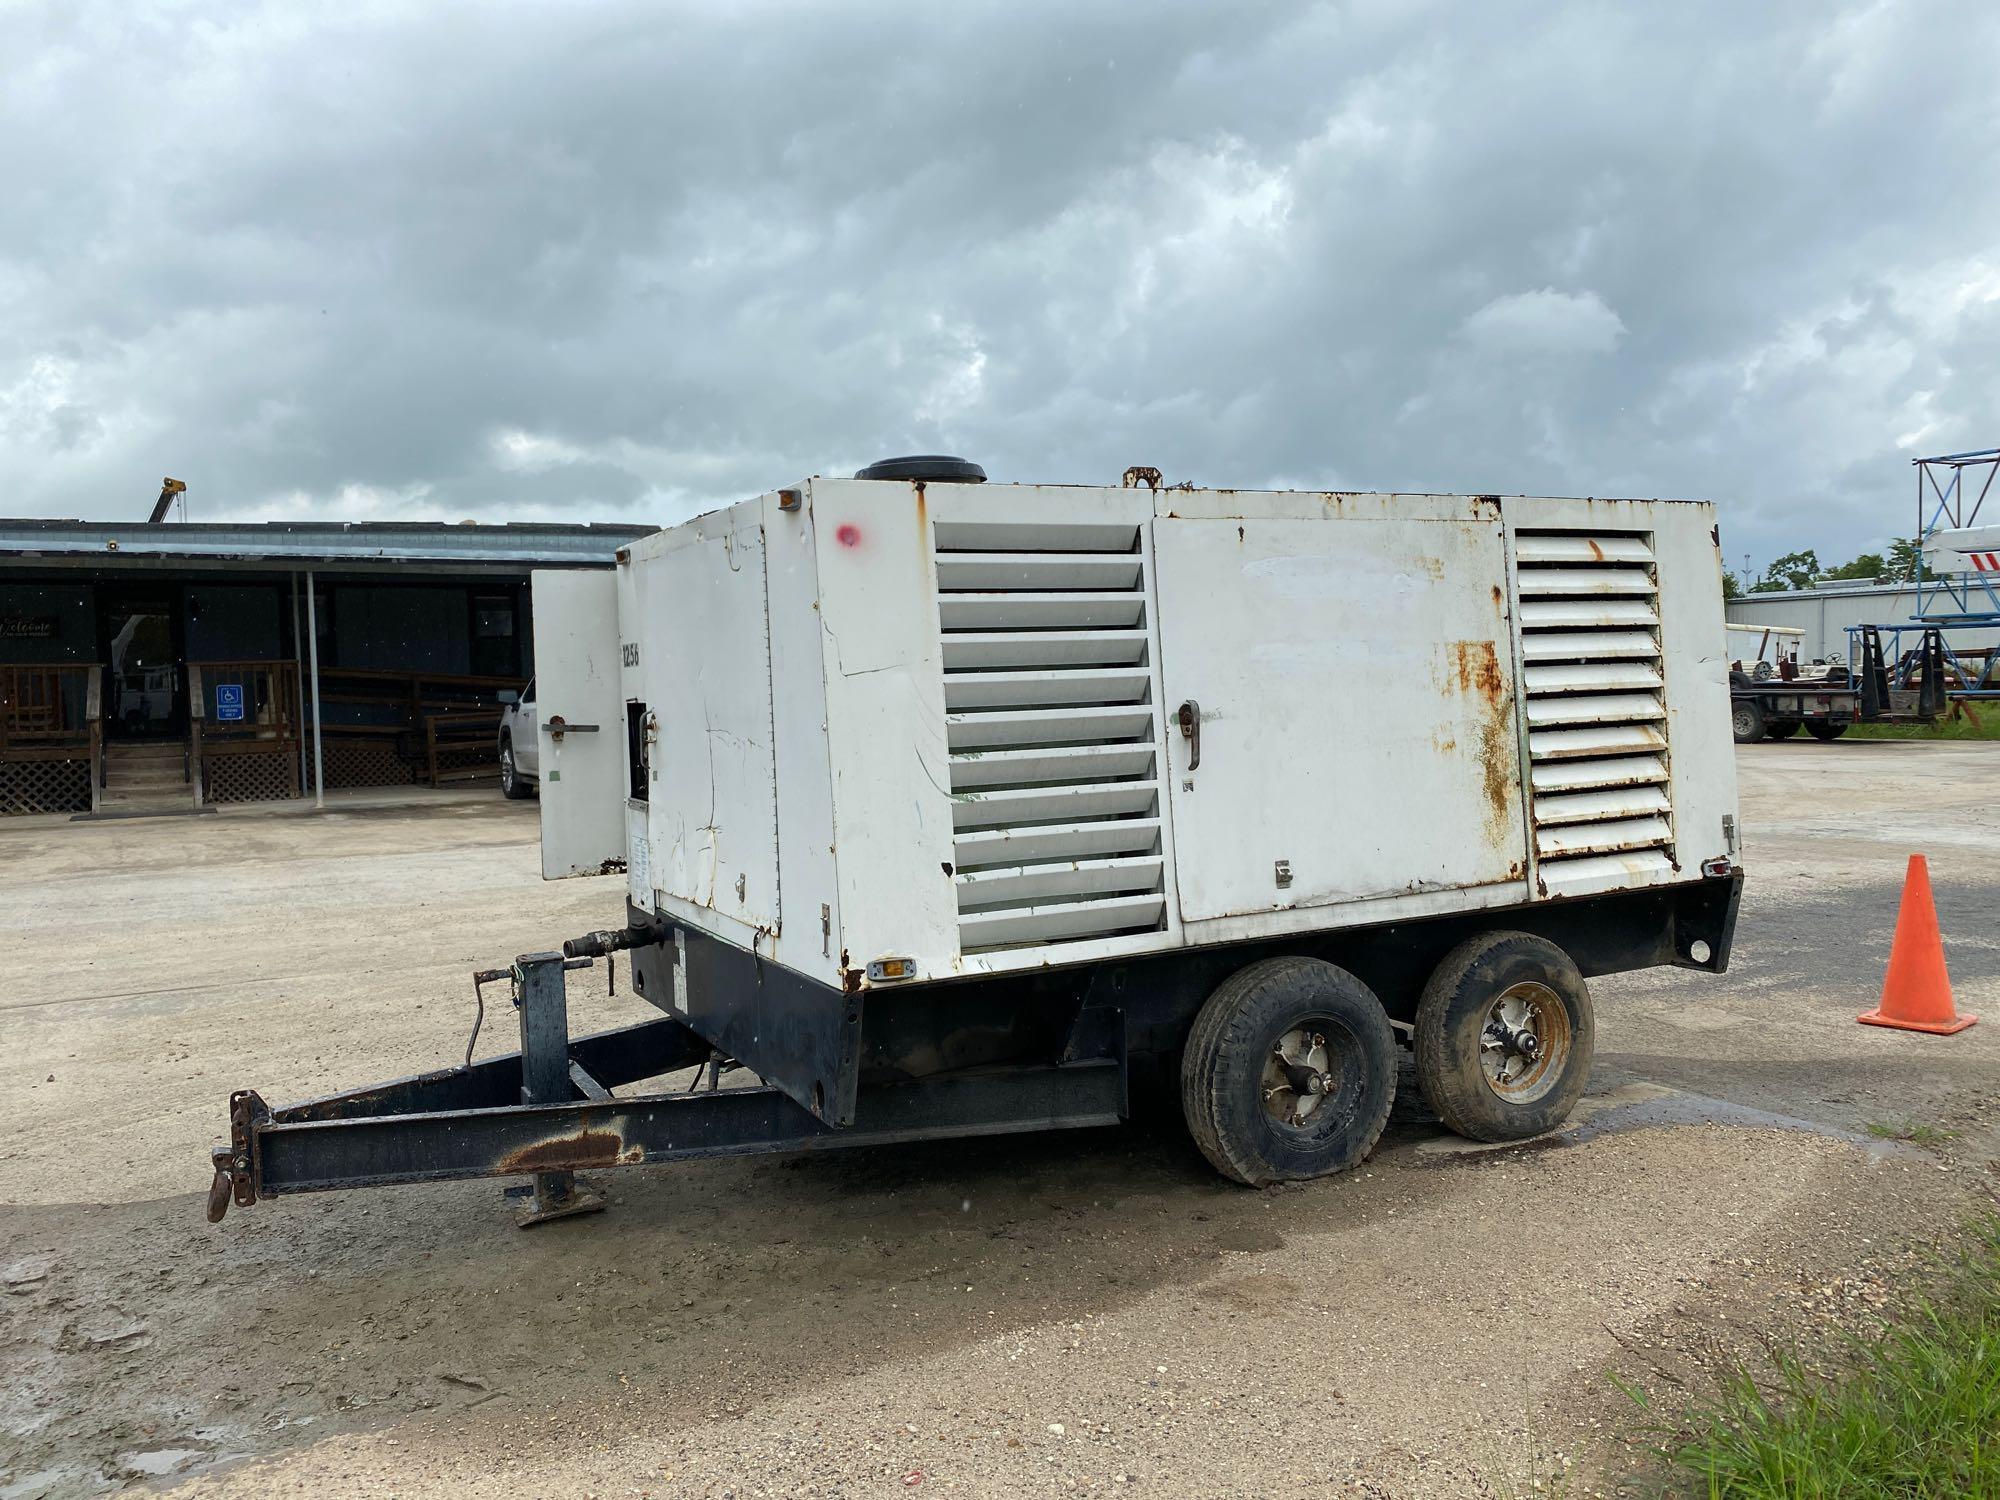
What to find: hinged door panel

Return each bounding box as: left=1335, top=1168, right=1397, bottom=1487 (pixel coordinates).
left=532, top=568, right=628, bottom=880
left=1155, top=514, right=1526, bottom=923
left=642, top=523, right=781, bottom=934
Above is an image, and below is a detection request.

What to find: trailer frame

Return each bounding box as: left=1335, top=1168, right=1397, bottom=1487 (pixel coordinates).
left=208, top=944, right=1126, bottom=1222
left=207, top=872, right=1742, bottom=1222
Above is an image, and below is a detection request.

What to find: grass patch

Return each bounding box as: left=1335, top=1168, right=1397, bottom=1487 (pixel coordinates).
left=1631, top=1215, right=2000, bottom=1497
left=1864, top=1119, right=1961, bottom=1150
left=1845, top=715, right=2000, bottom=742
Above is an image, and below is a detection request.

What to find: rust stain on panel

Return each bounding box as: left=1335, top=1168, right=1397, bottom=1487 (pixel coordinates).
left=1475, top=704, right=1514, bottom=842
left=1445, top=639, right=1518, bottom=846
left=1448, top=640, right=1505, bottom=704
left=499, top=1126, right=642, bottom=1175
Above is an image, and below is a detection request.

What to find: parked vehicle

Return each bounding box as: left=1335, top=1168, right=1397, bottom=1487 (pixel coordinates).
left=496, top=679, right=538, bottom=798
left=1729, top=673, right=1859, bottom=742
left=1726, top=625, right=1858, bottom=742
left=206, top=465, right=1742, bottom=1225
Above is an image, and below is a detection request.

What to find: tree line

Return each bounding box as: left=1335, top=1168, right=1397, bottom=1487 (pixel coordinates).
left=1722, top=537, right=1922, bottom=600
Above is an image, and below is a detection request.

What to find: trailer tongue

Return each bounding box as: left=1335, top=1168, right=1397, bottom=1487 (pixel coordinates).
left=208, top=930, right=1125, bottom=1224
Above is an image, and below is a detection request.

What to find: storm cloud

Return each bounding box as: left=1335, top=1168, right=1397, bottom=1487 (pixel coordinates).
left=3, top=0, right=1997, bottom=568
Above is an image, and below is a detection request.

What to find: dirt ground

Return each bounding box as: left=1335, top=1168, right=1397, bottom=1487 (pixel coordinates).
left=3, top=746, right=1998, bottom=1499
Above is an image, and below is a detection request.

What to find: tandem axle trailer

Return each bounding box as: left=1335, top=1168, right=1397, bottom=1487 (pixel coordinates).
left=209, top=467, right=1744, bottom=1221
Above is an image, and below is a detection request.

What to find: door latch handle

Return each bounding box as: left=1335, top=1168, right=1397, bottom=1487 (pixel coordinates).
left=1176, top=699, right=1201, bottom=770
left=542, top=715, right=600, bottom=744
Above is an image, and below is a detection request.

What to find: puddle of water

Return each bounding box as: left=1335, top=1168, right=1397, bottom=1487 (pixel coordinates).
left=1413, top=1083, right=1893, bottom=1160
left=121, top=1448, right=205, bottom=1478
left=1565, top=1091, right=1888, bottom=1149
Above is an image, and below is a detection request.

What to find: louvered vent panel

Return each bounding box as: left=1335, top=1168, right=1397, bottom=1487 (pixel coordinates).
left=936, top=519, right=1167, bottom=954
left=1516, top=529, right=1674, bottom=889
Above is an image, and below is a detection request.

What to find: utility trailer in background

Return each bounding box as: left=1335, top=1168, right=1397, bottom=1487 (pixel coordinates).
left=1726, top=623, right=1860, bottom=743
left=207, top=464, right=1744, bottom=1224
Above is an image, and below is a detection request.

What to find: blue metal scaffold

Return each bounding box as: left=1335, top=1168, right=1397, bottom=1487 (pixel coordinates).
left=1845, top=448, right=2000, bottom=716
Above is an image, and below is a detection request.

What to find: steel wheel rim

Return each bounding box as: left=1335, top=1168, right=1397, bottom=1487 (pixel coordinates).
left=1732, top=705, right=1756, bottom=738
left=1479, top=981, right=1571, bottom=1104
left=1261, top=1020, right=1345, bottom=1131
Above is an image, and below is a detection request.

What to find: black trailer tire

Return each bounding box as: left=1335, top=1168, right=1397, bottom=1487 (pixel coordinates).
left=1807, top=721, right=1848, bottom=741
left=1413, top=932, right=1594, bottom=1143
left=1765, top=719, right=1802, bottom=739
left=499, top=737, right=534, bottom=799
left=1731, top=698, right=1767, bottom=743
left=1181, top=957, right=1396, bottom=1186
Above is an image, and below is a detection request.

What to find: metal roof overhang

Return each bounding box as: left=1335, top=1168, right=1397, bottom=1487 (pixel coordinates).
left=0, top=519, right=653, bottom=573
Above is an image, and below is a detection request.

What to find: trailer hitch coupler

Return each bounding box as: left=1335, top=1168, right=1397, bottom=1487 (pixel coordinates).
left=206, top=1089, right=269, bottom=1224
left=206, top=1150, right=235, bottom=1223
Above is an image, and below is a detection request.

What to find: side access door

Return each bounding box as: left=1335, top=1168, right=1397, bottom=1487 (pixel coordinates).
left=531, top=568, right=627, bottom=880
left=633, top=520, right=781, bottom=935
left=1152, top=498, right=1527, bottom=924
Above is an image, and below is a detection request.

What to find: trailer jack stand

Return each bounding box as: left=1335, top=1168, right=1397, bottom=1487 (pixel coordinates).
left=510, top=951, right=609, bottom=1228
left=507, top=1174, right=606, bottom=1226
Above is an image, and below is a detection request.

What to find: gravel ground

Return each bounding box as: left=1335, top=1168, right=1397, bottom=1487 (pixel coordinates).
left=2, top=744, right=1996, bottom=1499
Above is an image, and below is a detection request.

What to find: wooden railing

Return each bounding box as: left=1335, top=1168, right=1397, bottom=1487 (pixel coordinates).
left=0, top=663, right=102, bottom=814
left=188, top=659, right=302, bottom=740
left=312, top=666, right=516, bottom=723
left=425, top=710, right=504, bottom=785
left=0, top=663, right=97, bottom=752
left=188, top=660, right=304, bottom=807
left=310, top=666, right=516, bottom=787
left=179, top=662, right=516, bottom=799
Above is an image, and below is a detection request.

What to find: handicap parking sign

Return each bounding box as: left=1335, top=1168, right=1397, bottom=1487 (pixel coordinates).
left=215, top=683, right=245, bottom=722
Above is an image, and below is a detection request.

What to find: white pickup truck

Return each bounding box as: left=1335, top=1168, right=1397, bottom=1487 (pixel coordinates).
left=496, top=678, right=539, bottom=798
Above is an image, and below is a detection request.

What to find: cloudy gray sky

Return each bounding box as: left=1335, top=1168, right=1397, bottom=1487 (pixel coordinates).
left=3, top=0, right=1996, bottom=571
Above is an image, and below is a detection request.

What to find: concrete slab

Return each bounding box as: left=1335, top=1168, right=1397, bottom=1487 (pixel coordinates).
left=0, top=742, right=1994, bottom=1499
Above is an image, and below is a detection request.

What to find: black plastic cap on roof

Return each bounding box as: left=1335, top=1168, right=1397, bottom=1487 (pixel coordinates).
left=853, top=455, right=987, bottom=484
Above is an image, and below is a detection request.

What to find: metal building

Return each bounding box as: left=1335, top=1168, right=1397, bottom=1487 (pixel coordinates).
left=1724, top=579, right=1918, bottom=662
left=0, top=519, right=650, bottom=817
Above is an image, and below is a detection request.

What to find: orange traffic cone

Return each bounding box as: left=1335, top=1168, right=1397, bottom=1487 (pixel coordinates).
left=1859, top=854, right=1977, bottom=1035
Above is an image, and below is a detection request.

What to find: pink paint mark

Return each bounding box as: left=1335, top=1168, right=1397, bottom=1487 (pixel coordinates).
left=835, top=523, right=862, bottom=548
